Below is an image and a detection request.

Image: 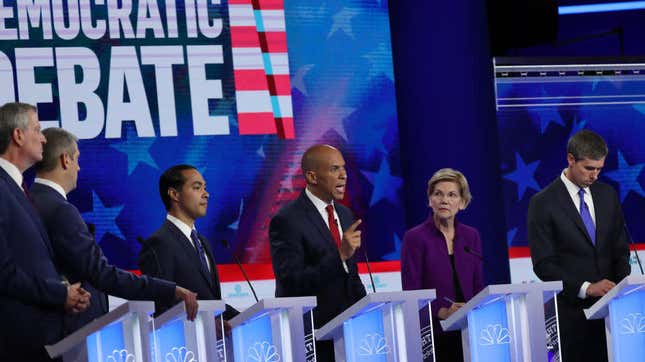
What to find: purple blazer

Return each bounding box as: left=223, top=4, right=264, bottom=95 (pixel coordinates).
left=401, top=216, right=484, bottom=324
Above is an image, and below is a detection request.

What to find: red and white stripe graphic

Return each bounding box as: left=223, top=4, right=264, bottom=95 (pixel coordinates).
left=228, top=0, right=295, bottom=138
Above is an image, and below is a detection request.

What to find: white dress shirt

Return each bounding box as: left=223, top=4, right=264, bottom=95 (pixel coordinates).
left=34, top=178, right=67, bottom=199
left=0, top=157, right=23, bottom=190
left=305, top=187, right=349, bottom=273
left=166, top=214, right=211, bottom=272
left=560, top=169, right=596, bottom=299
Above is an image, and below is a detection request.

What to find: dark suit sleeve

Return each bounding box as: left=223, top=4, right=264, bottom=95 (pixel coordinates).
left=528, top=195, right=584, bottom=302
left=50, top=204, right=176, bottom=302
left=269, top=212, right=347, bottom=295
left=0, top=227, right=67, bottom=307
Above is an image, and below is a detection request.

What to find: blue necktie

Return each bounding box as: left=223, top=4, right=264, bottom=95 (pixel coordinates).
left=191, top=230, right=210, bottom=273
left=578, top=188, right=596, bottom=245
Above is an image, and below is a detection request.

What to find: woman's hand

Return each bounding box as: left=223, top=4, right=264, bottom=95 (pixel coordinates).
left=438, top=302, right=465, bottom=320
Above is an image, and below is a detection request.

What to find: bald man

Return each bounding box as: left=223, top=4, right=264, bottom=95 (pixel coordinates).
left=269, top=145, right=366, bottom=361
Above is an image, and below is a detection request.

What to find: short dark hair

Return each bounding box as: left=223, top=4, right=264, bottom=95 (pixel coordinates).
left=567, top=130, right=608, bottom=161
left=35, top=128, right=78, bottom=172
left=0, top=102, right=37, bottom=154
left=159, top=164, right=197, bottom=211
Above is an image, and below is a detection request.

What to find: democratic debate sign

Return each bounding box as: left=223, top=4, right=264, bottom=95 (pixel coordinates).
left=0, top=0, right=294, bottom=139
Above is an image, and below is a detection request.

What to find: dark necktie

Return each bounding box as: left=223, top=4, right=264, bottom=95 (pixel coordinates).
left=190, top=230, right=210, bottom=273
left=325, top=204, right=341, bottom=248
left=578, top=188, right=596, bottom=244
left=21, top=181, right=30, bottom=200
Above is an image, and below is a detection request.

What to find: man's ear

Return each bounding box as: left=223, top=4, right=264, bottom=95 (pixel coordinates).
left=11, top=128, right=24, bottom=147
left=566, top=153, right=576, bottom=168
left=305, top=170, right=317, bottom=184
left=60, top=153, right=69, bottom=170
left=168, top=188, right=180, bottom=203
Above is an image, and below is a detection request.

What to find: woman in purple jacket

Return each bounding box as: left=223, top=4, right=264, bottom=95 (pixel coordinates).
left=401, top=168, right=484, bottom=361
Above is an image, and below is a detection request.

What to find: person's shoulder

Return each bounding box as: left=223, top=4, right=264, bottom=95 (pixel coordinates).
left=457, top=222, right=479, bottom=235
left=529, top=178, right=561, bottom=204
left=273, top=195, right=307, bottom=219
left=403, top=219, right=432, bottom=241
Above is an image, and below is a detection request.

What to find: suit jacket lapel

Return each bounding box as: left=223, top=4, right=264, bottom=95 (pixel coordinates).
left=590, top=185, right=606, bottom=249
left=1, top=171, right=54, bottom=256
left=554, top=179, right=594, bottom=245
left=163, top=220, right=214, bottom=288
left=298, top=193, right=336, bottom=247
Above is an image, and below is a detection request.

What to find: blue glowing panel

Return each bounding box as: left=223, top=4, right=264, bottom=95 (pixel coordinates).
left=608, top=290, right=645, bottom=360
left=151, top=318, right=194, bottom=362
left=232, top=314, right=277, bottom=362
left=343, top=307, right=388, bottom=362
left=467, top=299, right=511, bottom=362
left=86, top=321, right=131, bottom=362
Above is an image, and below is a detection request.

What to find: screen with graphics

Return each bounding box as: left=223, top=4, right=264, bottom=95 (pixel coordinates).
left=0, top=0, right=403, bottom=278
left=495, top=59, right=645, bottom=281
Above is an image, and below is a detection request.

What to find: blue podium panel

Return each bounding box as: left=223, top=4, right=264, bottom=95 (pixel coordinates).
left=86, top=321, right=133, bottom=362
left=151, top=300, right=227, bottom=362
left=467, top=299, right=511, bottom=362
left=608, top=290, right=645, bottom=360
left=233, top=311, right=284, bottom=362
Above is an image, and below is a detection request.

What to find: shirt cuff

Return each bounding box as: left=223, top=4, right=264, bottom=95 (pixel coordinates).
left=578, top=281, right=591, bottom=299
left=342, top=261, right=349, bottom=273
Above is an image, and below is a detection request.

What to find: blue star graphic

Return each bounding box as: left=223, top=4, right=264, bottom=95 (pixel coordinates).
left=361, top=157, right=403, bottom=206
left=507, top=227, right=518, bottom=247
left=257, top=145, right=265, bottom=159
left=605, top=150, right=645, bottom=202
left=363, top=42, right=395, bottom=81
left=382, top=233, right=402, bottom=260
left=110, top=130, right=158, bottom=175
left=82, top=191, right=125, bottom=242
left=292, top=64, right=314, bottom=95
left=634, top=104, right=645, bottom=115
left=568, top=117, right=587, bottom=140
left=528, top=108, right=565, bottom=134
left=503, top=153, right=541, bottom=200
left=328, top=7, right=359, bottom=38
left=228, top=199, right=245, bottom=230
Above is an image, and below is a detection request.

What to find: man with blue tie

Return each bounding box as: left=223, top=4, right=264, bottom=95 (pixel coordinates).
left=0, top=102, right=90, bottom=361
left=528, top=130, right=630, bottom=362
left=29, top=127, right=199, bottom=336
left=139, top=165, right=238, bottom=320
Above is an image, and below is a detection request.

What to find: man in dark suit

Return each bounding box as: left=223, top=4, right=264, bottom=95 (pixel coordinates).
left=0, top=102, right=90, bottom=361
left=270, top=144, right=367, bottom=361
left=139, top=164, right=238, bottom=321
left=29, top=127, right=199, bottom=336
left=528, top=130, right=630, bottom=362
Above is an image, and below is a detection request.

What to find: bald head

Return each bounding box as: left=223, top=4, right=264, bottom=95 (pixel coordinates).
left=301, top=144, right=347, bottom=203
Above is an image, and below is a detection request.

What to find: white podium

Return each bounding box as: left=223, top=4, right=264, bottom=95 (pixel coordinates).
left=441, top=281, right=562, bottom=362
left=585, top=275, right=645, bottom=362
left=46, top=301, right=154, bottom=362
left=317, top=290, right=436, bottom=362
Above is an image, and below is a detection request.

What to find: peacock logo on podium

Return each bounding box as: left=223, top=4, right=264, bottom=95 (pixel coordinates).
left=248, top=341, right=281, bottom=362
left=105, top=349, right=135, bottom=362
left=358, top=333, right=390, bottom=356
left=479, top=324, right=511, bottom=346
left=165, top=346, right=197, bottom=362
left=619, top=313, right=645, bottom=335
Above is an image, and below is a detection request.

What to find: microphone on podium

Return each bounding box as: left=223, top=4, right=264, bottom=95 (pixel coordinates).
left=464, top=246, right=484, bottom=261
left=219, top=239, right=259, bottom=302
left=624, top=223, right=644, bottom=275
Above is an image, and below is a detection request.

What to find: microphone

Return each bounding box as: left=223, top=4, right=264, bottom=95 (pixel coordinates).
left=219, top=239, right=259, bottom=302
left=624, top=223, right=644, bottom=275
left=337, top=218, right=376, bottom=293
left=137, top=236, right=163, bottom=277
left=464, top=246, right=484, bottom=261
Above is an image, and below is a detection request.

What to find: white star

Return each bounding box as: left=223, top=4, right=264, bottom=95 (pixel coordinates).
left=328, top=8, right=359, bottom=38
left=292, top=64, right=315, bottom=95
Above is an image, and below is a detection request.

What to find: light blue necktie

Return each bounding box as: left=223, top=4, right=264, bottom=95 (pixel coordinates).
left=578, top=188, right=596, bottom=245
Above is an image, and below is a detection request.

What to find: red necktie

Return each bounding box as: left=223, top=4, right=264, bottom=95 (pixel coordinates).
left=325, top=204, right=341, bottom=248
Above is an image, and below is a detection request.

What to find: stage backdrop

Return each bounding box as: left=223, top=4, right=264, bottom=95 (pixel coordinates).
left=1, top=0, right=404, bottom=305
left=495, top=58, right=645, bottom=282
